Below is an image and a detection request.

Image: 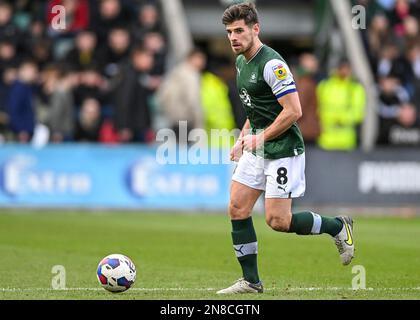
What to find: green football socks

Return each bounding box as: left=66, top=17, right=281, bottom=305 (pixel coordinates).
left=288, top=211, right=343, bottom=236
left=231, top=217, right=260, bottom=284
left=230, top=213, right=342, bottom=283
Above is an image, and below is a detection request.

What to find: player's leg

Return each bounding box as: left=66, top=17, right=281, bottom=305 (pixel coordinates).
left=265, top=198, right=343, bottom=237
left=229, top=181, right=262, bottom=285
left=217, top=152, right=265, bottom=294
left=264, top=197, right=292, bottom=232
left=265, top=200, right=354, bottom=265
left=265, top=153, right=355, bottom=265
left=217, top=181, right=263, bottom=294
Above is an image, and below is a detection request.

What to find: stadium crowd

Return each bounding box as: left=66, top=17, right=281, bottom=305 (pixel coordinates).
left=360, top=0, right=420, bottom=147
left=0, top=0, right=168, bottom=144
left=296, top=0, right=420, bottom=149
left=0, top=0, right=419, bottom=149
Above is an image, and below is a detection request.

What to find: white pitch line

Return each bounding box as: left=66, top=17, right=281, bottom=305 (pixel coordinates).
left=1, top=287, right=420, bottom=292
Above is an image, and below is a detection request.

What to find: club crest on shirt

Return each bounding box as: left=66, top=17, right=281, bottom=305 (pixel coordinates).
left=272, top=64, right=287, bottom=80
left=249, top=72, right=257, bottom=83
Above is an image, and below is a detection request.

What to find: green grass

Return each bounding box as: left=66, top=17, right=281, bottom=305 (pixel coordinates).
left=0, top=210, right=419, bottom=300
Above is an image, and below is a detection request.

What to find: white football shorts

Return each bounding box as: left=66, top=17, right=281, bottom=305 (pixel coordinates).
left=232, top=151, right=306, bottom=198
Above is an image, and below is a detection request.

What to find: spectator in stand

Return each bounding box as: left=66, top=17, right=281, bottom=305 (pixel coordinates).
left=0, top=62, right=15, bottom=121
left=0, top=1, right=21, bottom=43
left=113, top=46, right=155, bottom=143
left=38, top=63, right=59, bottom=121
left=92, top=0, right=132, bottom=43
left=316, top=59, right=366, bottom=150
left=73, top=66, right=109, bottom=107
left=74, top=97, right=103, bottom=142
left=98, top=26, right=131, bottom=78
left=388, top=0, right=416, bottom=37
left=11, top=0, right=34, bottom=31
left=295, top=53, right=321, bottom=145
left=156, top=48, right=207, bottom=144
left=31, top=39, right=53, bottom=70
left=22, top=19, right=51, bottom=63
left=0, top=64, right=15, bottom=142
left=376, top=74, right=419, bottom=145
left=143, top=31, right=167, bottom=77
left=64, top=30, right=99, bottom=71
left=0, top=66, right=17, bottom=141
left=353, top=0, right=387, bottom=57
left=375, top=42, right=403, bottom=78
left=7, top=60, right=39, bottom=143
left=46, top=0, right=90, bottom=59
left=0, top=40, right=19, bottom=74
left=46, top=67, right=77, bottom=142
left=210, top=55, right=246, bottom=129
left=401, top=14, right=419, bottom=48
left=404, top=44, right=420, bottom=107
left=132, top=3, right=163, bottom=43
left=398, top=44, right=420, bottom=98
left=366, top=14, right=393, bottom=69
left=26, top=19, right=46, bottom=44
left=201, top=57, right=236, bottom=148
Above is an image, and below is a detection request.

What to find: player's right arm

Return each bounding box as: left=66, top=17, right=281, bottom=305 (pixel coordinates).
left=230, top=119, right=250, bottom=162
left=239, top=119, right=250, bottom=139
left=231, top=56, right=250, bottom=162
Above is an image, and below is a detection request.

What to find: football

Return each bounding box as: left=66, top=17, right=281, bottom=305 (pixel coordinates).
left=96, top=254, right=136, bottom=293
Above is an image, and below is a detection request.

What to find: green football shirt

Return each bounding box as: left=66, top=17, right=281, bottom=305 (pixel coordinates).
left=236, top=44, right=305, bottom=159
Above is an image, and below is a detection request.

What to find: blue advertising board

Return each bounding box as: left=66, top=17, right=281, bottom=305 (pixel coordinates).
left=0, top=144, right=233, bottom=210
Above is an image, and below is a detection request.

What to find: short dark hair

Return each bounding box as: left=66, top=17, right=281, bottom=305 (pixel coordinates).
left=222, top=2, right=259, bottom=26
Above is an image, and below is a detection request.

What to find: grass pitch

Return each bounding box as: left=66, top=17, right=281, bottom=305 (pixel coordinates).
left=0, top=210, right=419, bottom=300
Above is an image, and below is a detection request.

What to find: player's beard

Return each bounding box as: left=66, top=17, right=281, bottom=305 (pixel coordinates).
left=238, top=38, right=254, bottom=56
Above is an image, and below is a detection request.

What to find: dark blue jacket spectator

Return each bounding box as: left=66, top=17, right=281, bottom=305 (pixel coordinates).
left=7, top=61, right=39, bottom=142
left=8, top=79, right=36, bottom=137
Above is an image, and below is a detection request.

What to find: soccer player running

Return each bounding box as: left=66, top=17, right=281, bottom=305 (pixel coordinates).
left=217, top=3, right=355, bottom=294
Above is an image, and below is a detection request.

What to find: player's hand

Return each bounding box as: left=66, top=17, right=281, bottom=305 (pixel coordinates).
left=230, top=138, right=243, bottom=162
left=242, top=134, right=264, bottom=152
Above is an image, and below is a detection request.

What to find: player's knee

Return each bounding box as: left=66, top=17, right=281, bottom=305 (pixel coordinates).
left=229, top=201, right=250, bottom=220
left=266, top=215, right=290, bottom=232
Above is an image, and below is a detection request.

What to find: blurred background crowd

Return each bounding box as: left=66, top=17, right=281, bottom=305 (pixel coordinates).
left=0, top=0, right=419, bottom=150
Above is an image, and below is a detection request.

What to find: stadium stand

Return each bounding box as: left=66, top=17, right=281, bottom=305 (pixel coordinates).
left=0, top=0, right=418, bottom=148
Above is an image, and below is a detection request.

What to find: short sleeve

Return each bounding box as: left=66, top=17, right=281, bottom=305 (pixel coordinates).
left=263, top=59, right=297, bottom=99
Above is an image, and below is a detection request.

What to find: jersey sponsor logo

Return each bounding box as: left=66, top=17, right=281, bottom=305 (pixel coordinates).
left=239, top=88, right=252, bottom=108
left=272, top=64, right=287, bottom=80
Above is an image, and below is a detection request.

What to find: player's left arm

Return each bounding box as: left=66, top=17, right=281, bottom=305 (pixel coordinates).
left=242, top=59, right=302, bottom=151
left=261, top=92, right=302, bottom=143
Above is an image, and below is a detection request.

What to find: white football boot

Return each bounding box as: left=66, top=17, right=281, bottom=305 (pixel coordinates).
left=216, top=278, right=263, bottom=294
left=334, top=216, right=355, bottom=265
